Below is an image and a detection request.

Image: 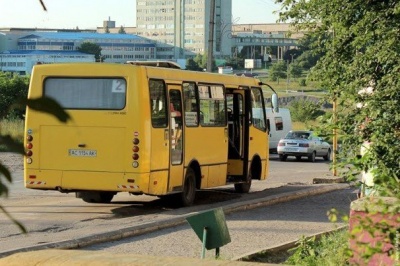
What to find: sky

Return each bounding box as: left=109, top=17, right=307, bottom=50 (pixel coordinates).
left=0, top=0, right=282, bottom=29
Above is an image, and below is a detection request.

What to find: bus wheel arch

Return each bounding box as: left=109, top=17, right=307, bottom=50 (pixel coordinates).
left=249, top=155, right=262, bottom=180
left=187, top=160, right=202, bottom=190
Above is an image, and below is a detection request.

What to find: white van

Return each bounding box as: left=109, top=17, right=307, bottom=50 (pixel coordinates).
left=266, top=108, right=292, bottom=152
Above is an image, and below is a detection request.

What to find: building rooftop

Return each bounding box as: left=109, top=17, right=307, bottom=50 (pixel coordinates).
left=0, top=50, right=90, bottom=56
left=19, top=32, right=143, bottom=41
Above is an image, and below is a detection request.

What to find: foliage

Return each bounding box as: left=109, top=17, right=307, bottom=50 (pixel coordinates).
left=278, top=0, right=400, bottom=199
left=345, top=198, right=400, bottom=264
left=278, top=0, right=400, bottom=263
left=289, top=63, right=303, bottom=79
left=269, top=61, right=287, bottom=82
left=224, top=55, right=244, bottom=70
left=185, top=58, right=203, bottom=71
left=77, top=42, right=103, bottom=62
left=294, top=34, right=325, bottom=70
left=283, top=48, right=302, bottom=62
left=289, top=98, right=325, bottom=124
left=118, top=26, right=126, bottom=34
left=285, top=230, right=350, bottom=265
left=186, top=53, right=216, bottom=71
left=0, top=72, right=30, bottom=119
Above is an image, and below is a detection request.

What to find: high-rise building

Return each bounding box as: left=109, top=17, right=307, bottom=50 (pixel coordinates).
left=135, top=0, right=232, bottom=60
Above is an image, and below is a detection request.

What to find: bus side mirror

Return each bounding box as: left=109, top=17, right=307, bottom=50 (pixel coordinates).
left=271, top=93, right=279, bottom=113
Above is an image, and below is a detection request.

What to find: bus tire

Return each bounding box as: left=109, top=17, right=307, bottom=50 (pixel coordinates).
left=77, top=191, right=115, bottom=203
left=181, top=168, right=196, bottom=207
left=234, top=167, right=252, bottom=193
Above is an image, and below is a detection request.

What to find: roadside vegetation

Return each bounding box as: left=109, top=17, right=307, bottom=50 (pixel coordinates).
left=242, top=229, right=349, bottom=265
left=277, top=0, right=400, bottom=264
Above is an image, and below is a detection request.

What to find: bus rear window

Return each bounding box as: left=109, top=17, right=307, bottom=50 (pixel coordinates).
left=44, top=78, right=126, bottom=110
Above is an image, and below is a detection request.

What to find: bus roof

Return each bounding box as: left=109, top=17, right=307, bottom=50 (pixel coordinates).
left=126, top=61, right=181, bottom=69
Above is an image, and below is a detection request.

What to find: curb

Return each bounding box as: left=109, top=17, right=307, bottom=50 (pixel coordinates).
left=0, top=183, right=350, bottom=258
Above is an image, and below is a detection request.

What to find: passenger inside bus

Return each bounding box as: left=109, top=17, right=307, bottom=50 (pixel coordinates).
left=170, top=102, right=182, bottom=151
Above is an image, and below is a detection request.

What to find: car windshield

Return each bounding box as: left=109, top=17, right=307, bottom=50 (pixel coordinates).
left=285, top=132, right=311, bottom=140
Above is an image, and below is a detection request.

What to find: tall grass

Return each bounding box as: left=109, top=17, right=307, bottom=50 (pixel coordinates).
left=0, top=119, right=24, bottom=147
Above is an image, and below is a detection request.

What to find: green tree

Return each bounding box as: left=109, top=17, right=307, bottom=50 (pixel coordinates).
left=294, top=34, right=325, bottom=70
left=0, top=73, right=30, bottom=119
left=283, top=48, right=302, bottom=63
left=77, top=42, right=103, bottom=62
left=118, top=26, right=126, bottom=34
left=289, top=63, right=303, bottom=79
left=279, top=0, right=400, bottom=262
left=185, top=58, right=202, bottom=71
left=104, top=25, right=110, bottom=33
left=289, top=98, right=324, bottom=123
left=278, top=0, right=400, bottom=198
left=269, top=61, right=287, bottom=82
left=192, top=53, right=216, bottom=71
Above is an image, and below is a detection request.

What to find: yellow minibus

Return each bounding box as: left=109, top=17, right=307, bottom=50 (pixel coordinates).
left=24, top=62, right=278, bottom=206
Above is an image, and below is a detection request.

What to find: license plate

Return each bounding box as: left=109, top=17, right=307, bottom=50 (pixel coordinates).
left=284, top=147, right=298, bottom=152
left=68, top=149, right=97, bottom=157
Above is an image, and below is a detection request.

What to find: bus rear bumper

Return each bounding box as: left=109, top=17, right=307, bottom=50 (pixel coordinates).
left=24, top=169, right=150, bottom=194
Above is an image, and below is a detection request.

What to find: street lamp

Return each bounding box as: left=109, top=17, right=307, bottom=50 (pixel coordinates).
left=286, top=54, right=295, bottom=90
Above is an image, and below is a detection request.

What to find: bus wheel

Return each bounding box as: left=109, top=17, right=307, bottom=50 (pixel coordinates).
left=77, top=191, right=115, bottom=203
left=234, top=168, right=252, bottom=193
left=181, top=168, right=196, bottom=207
left=98, top=192, right=115, bottom=203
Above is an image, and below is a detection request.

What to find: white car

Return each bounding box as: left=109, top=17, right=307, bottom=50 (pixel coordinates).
left=277, top=130, right=331, bottom=162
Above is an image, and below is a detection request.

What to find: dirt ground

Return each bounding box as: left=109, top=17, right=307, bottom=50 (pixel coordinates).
left=0, top=152, right=23, bottom=173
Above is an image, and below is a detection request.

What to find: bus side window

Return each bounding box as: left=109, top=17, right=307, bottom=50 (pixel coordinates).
left=198, top=84, right=225, bottom=127
left=149, top=79, right=167, bottom=128
left=183, top=82, right=199, bottom=127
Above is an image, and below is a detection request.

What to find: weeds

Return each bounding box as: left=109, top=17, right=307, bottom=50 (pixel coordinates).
left=0, top=119, right=24, bottom=151
left=285, top=229, right=350, bottom=265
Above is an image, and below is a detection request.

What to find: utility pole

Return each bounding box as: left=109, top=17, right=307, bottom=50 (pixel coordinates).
left=206, top=0, right=215, bottom=72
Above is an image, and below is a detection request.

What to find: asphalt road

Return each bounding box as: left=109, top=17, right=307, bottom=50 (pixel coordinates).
left=81, top=187, right=356, bottom=260
left=0, top=152, right=354, bottom=259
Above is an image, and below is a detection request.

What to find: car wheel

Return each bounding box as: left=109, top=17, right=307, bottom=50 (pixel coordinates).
left=308, top=151, right=316, bottom=162
left=279, top=154, right=287, bottom=161
left=323, top=149, right=331, bottom=161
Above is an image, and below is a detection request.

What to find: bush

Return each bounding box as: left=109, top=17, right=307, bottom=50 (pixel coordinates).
left=285, top=230, right=349, bottom=265
left=289, top=98, right=325, bottom=123
left=0, top=72, right=29, bottom=119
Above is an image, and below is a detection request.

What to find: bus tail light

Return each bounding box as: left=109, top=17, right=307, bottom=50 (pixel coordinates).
left=132, top=135, right=140, bottom=168
left=26, top=134, right=33, bottom=164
